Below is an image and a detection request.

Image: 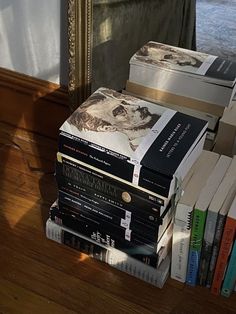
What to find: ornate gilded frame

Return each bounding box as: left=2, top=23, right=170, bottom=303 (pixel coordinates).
left=68, top=0, right=93, bottom=110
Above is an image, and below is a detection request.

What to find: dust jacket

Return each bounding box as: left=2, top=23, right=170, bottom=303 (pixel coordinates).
left=59, top=88, right=208, bottom=199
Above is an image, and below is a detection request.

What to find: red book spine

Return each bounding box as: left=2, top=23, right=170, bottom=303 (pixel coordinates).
left=211, top=217, right=236, bottom=295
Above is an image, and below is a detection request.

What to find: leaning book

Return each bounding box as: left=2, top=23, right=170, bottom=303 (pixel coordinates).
left=59, top=87, right=208, bottom=204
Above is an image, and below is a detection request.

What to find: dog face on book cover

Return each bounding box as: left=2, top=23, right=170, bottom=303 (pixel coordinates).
left=68, top=89, right=160, bottom=151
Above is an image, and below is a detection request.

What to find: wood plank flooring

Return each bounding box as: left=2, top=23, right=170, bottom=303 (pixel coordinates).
left=1, top=122, right=236, bottom=314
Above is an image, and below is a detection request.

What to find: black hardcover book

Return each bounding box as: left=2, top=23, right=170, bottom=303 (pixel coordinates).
left=58, top=190, right=173, bottom=241
left=59, top=88, right=207, bottom=199
left=56, top=152, right=165, bottom=208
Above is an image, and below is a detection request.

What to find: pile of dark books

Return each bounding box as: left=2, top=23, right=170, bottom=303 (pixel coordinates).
left=46, top=87, right=208, bottom=288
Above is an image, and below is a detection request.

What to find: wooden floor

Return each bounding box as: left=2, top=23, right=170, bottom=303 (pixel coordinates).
left=1, top=122, right=236, bottom=314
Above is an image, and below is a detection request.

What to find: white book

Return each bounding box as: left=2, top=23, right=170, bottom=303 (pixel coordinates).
left=171, top=151, right=220, bottom=282
left=46, top=219, right=171, bottom=288
left=129, top=42, right=236, bottom=108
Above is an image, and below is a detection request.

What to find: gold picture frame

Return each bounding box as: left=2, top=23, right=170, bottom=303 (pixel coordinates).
left=68, top=0, right=196, bottom=111
left=68, top=0, right=93, bottom=110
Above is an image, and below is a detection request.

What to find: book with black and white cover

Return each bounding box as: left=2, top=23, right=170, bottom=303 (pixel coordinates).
left=46, top=218, right=171, bottom=288
left=59, top=88, right=207, bottom=201
left=129, top=42, right=236, bottom=108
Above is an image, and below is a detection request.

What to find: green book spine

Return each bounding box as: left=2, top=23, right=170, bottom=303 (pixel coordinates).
left=186, top=208, right=207, bottom=285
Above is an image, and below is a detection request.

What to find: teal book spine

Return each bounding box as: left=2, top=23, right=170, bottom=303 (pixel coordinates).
left=186, top=209, right=207, bottom=286
left=221, top=240, right=236, bottom=297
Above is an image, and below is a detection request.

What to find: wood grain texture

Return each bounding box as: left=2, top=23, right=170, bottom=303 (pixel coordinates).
left=1, top=109, right=236, bottom=312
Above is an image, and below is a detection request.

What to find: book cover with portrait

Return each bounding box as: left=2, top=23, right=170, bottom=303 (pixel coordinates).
left=59, top=87, right=208, bottom=198
left=130, top=41, right=236, bottom=86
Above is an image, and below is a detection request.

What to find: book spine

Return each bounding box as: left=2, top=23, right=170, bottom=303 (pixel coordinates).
left=198, top=211, right=218, bottom=286
left=58, top=190, right=172, bottom=242
left=211, top=217, right=236, bottom=295
left=46, top=219, right=170, bottom=288
left=186, top=209, right=207, bottom=286
left=59, top=132, right=172, bottom=198
left=56, top=156, right=165, bottom=211
left=49, top=205, right=165, bottom=267
left=206, top=214, right=226, bottom=287
left=56, top=171, right=164, bottom=223
left=221, top=240, right=236, bottom=297
left=171, top=204, right=193, bottom=282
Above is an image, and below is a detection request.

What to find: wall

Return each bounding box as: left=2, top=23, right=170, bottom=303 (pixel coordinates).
left=0, top=0, right=68, bottom=85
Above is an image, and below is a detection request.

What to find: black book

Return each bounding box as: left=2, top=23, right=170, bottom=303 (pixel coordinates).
left=59, top=88, right=207, bottom=200
left=49, top=201, right=173, bottom=267
left=58, top=190, right=174, bottom=242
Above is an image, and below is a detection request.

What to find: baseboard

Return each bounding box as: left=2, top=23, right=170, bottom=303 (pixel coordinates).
left=0, top=67, right=70, bottom=139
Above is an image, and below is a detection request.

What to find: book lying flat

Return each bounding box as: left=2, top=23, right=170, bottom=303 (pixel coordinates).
left=59, top=88, right=207, bottom=203
left=46, top=218, right=171, bottom=288
left=129, top=41, right=236, bottom=87
left=129, top=42, right=236, bottom=108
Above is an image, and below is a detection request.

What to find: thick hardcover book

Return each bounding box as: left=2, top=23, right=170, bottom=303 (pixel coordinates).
left=49, top=202, right=173, bottom=267
left=186, top=155, right=231, bottom=286
left=171, top=151, right=220, bottom=283
left=211, top=194, right=236, bottom=295
left=59, top=88, right=207, bottom=200
left=58, top=190, right=174, bottom=242
left=129, top=41, right=236, bottom=87
left=56, top=152, right=165, bottom=216
left=221, top=239, right=236, bottom=297
left=199, top=157, right=236, bottom=286
left=46, top=219, right=171, bottom=288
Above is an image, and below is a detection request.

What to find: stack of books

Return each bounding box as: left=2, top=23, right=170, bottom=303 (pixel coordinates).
left=125, top=41, right=236, bottom=151
left=171, top=152, right=236, bottom=297
left=46, top=87, right=208, bottom=288
left=127, top=41, right=236, bottom=115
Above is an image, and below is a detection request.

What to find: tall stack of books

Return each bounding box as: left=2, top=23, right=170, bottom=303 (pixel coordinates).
left=125, top=41, right=236, bottom=151
left=46, top=87, right=208, bottom=288
left=171, top=153, right=236, bottom=297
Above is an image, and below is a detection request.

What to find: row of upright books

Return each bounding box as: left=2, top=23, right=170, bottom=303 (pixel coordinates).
left=46, top=41, right=236, bottom=292
left=171, top=151, right=236, bottom=297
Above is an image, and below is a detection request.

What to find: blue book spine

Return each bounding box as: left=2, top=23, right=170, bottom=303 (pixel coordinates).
left=221, top=240, right=236, bottom=298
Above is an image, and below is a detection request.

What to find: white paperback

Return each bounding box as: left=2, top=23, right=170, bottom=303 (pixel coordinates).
left=129, top=41, right=236, bottom=108
left=171, top=151, right=220, bottom=282
left=46, top=219, right=170, bottom=288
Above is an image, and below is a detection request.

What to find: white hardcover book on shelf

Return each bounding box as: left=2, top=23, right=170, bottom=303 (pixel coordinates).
left=59, top=88, right=208, bottom=207
left=171, top=151, right=220, bottom=282
left=129, top=41, right=236, bottom=108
